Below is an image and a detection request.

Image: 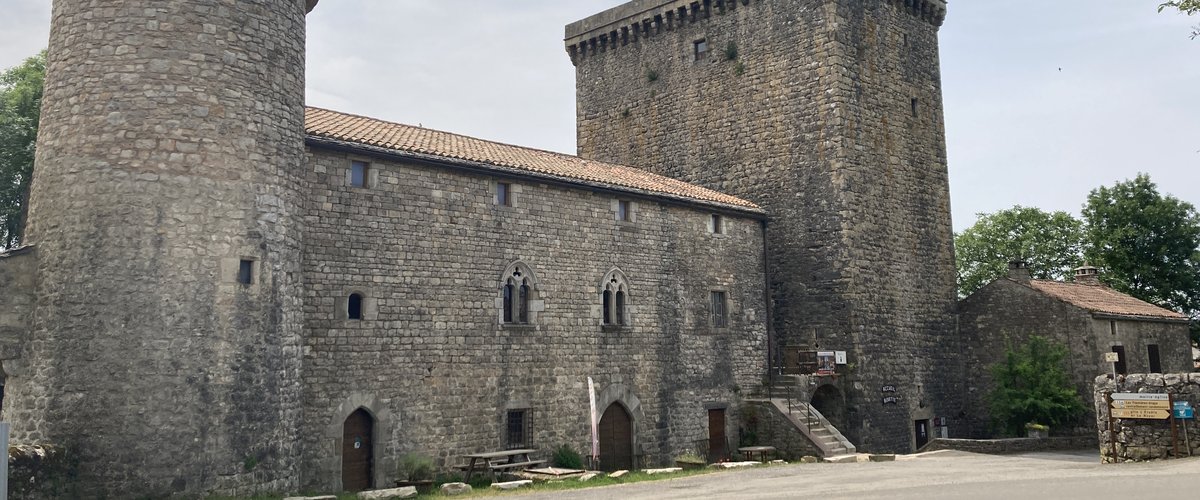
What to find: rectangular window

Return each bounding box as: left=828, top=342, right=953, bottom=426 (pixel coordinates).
left=694, top=39, right=708, bottom=61
left=617, top=200, right=632, bottom=221
left=710, top=291, right=728, bottom=328
left=350, top=161, right=368, bottom=188
left=506, top=409, right=530, bottom=449
left=1112, top=346, right=1127, bottom=375
left=497, top=182, right=512, bottom=206
left=237, top=259, right=254, bottom=285
left=1148, top=344, right=1162, bottom=373
left=911, top=98, right=920, bottom=118
left=711, top=214, right=724, bottom=234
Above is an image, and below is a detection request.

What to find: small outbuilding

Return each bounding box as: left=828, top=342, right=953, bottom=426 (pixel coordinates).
left=958, top=263, right=1192, bottom=437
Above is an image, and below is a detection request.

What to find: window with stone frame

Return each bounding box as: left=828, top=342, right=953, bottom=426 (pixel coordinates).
left=500, top=262, right=540, bottom=325
left=347, top=293, right=364, bottom=320
left=601, top=269, right=631, bottom=327
left=350, top=160, right=369, bottom=188
left=694, top=38, right=708, bottom=61
left=710, top=290, right=728, bottom=328
left=506, top=409, right=531, bottom=449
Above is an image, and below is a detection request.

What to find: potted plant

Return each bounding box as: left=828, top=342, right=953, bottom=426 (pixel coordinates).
left=396, top=453, right=436, bottom=493
left=674, top=452, right=706, bottom=470
left=1025, top=422, right=1049, bottom=439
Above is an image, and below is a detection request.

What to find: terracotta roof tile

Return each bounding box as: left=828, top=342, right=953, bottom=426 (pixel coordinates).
left=304, top=107, right=762, bottom=213
left=1028, top=280, right=1187, bottom=321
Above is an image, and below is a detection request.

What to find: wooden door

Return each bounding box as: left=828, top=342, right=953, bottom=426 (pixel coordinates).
left=598, top=403, right=633, bottom=471
left=708, top=409, right=727, bottom=463
left=342, top=409, right=374, bottom=491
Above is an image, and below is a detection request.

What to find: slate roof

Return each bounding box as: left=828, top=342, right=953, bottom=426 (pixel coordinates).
left=304, top=107, right=763, bottom=214
left=1028, top=280, right=1188, bottom=321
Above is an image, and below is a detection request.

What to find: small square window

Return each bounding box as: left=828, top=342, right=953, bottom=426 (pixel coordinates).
left=694, top=39, right=708, bottom=61
left=710, top=290, right=728, bottom=328
left=350, top=161, right=369, bottom=188
left=497, top=182, right=512, bottom=206
left=237, top=259, right=254, bottom=285
left=711, top=214, right=724, bottom=234
left=617, top=200, right=632, bottom=222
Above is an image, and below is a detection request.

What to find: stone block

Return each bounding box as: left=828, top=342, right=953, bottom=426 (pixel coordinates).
left=609, top=470, right=629, bottom=478
left=490, top=480, right=533, bottom=490
left=645, top=467, right=683, bottom=474
left=440, top=482, right=472, bottom=496
left=578, top=472, right=601, bottom=481
left=357, top=487, right=417, bottom=499
left=799, top=456, right=819, bottom=464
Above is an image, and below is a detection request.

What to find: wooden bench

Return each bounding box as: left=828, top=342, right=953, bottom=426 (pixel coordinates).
left=489, top=459, right=545, bottom=473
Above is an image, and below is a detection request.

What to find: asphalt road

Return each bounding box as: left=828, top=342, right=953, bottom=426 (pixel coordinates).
left=519, top=451, right=1200, bottom=500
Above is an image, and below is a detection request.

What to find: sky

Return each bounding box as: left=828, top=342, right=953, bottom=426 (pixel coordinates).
left=2, top=1, right=1197, bottom=231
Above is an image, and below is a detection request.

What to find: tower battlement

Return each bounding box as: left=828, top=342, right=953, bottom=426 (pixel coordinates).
left=565, top=0, right=946, bottom=65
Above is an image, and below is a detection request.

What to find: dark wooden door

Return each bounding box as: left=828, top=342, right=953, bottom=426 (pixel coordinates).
left=708, top=409, right=727, bottom=463
left=598, top=403, right=633, bottom=471
left=914, top=419, right=930, bottom=450
left=342, top=409, right=373, bottom=492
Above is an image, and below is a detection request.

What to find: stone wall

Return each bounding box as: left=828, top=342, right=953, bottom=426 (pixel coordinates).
left=744, top=401, right=822, bottom=460
left=11, top=0, right=311, bottom=495
left=959, top=279, right=1192, bottom=438
left=298, top=146, right=769, bottom=491
left=569, top=0, right=959, bottom=453
left=0, top=247, right=35, bottom=362
left=1095, top=374, right=1200, bottom=462
left=919, top=436, right=1098, bottom=455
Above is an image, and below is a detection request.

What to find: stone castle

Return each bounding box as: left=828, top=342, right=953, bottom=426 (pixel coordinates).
left=0, top=0, right=1191, bottom=497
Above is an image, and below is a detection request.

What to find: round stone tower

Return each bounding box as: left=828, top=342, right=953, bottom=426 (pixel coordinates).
left=8, top=0, right=316, bottom=495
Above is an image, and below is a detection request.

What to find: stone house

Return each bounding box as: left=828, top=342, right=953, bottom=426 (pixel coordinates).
left=958, top=263, right=1193, bottom=437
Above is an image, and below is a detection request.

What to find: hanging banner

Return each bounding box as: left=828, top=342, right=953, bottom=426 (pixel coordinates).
left=588, top=377, right=599, bottom=462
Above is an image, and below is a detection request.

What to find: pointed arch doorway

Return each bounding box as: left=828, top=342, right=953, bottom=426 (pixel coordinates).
left=598, top=403, right=633, bottom=471
left=342, top=408, right=374, bottom=492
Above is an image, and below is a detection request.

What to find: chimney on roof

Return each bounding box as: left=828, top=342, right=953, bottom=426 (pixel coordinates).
left=1074, top=265, right=1102, bottom=286
left=1008, top=260, right=1031, bottom=283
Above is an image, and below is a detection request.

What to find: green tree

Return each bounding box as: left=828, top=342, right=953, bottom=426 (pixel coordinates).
left=955, top=206, right=1084, bottom=297
left=988, top=336, right=1086, bottom=437
left=1160, top=1, right=1200, bottom=38
left=1082, top=174, right=1200, bottom=334
left=0, top=51, right=45, bottom=249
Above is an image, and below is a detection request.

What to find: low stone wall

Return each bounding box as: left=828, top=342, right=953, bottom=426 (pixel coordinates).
left=744, top=401, right=822, bottom=460
left=919, top=436, right=1097, bottom=455
left=1095, top=373, right=1200, bottom=463
left=9, top=444, right=79, bottom=499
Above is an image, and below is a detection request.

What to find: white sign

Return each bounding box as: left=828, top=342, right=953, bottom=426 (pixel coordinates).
left=835, top=351, right=847, bottom=365
left=1112, top=393, right=1169, bottom=401
left=1104, top=352, right=1120, bottom=363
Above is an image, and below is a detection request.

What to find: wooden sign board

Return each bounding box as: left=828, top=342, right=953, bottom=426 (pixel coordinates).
left=1111, top=408, right=1171, bottom=419
left=1112, top=399, right=1171, bottom=410
left=1112, top=393, right=1169, bottom=401
left=1104, top=352, right=1120, bottom=363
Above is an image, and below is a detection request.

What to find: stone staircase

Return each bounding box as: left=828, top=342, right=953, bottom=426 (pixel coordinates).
left=757, top=376, right=856, bottom=458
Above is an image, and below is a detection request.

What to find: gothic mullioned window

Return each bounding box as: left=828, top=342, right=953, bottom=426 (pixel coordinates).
left=500, top=261, right=540, bottom=325
left=601, top=269, right=630, bottom=327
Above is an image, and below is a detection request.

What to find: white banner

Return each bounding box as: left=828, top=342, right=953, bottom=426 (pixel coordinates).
left=588, top=377, right=599, bottom=462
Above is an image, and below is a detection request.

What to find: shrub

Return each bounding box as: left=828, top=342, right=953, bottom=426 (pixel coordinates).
left=987, top=336, right=1086, bottom=436
left=551, top=444, right=584, bottom=469
left=397, top=453, right=435, bottom=481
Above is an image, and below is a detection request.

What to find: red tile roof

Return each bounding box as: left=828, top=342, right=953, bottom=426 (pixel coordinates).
left=1028, top=280, right=1187, bottom=321
left=304, top=107, right=762, bottom=213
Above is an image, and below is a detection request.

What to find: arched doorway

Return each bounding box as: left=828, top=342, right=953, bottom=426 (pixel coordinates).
left=342, top=408, right=374, bottom=492
left=598, top=403, right=633, bottom=471
left=810, top=384, right=848, bottom=432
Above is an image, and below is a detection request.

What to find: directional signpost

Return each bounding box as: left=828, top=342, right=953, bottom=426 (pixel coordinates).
left=1108, top=393, right=1181, bottom=459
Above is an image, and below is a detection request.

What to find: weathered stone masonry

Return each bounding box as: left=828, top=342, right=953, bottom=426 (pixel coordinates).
left=297, top=141, right=768, bottom=491
left=568, top=0, right=958, bottom=452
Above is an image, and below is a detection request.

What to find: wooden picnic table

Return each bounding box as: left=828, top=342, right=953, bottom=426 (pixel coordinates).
left=738, top=445, right=777, bottom=462
left=460, top=448, right=544, bottom=482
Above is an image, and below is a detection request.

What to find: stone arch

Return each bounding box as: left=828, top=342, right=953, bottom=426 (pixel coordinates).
left=600, top=268, right=632, bottom=326
left=810, top=383, right=848, bottom=432
left=594, top=383, right=643, bottom=469
left=323, top=393, right=392, bottom=492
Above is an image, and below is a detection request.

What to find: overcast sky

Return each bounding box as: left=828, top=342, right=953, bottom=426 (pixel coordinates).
left=2, top=1, right=1196, bottom=230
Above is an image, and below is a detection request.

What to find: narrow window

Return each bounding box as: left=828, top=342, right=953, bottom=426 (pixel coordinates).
left=1109, top=321, right=1117, bottom=336
left=603, top=290, right=613, bottom=324
left=1112, top=346, right=1127, bottom=375
left=350, top=161, right=368, bottom=188
left=348, top=293, right=364, bottom=320
left=694, top=39, right=708, bottom=61
left=617, top=200, right=632, bottom=222
left=911, top=98, right=919, bottom=118
left=237, top=259, right=254, bottom=285
left=497, top=182, right=512, bottom=206
left=711, top=291, right=728, bottom=328
left=615, top=290, right=626, bottom=326
left=518, top=282, right=530, bottom=324
left=506, top=409, right=530, bottom=449
left=503, top=283, right=515, bottom=323
left=1147, top=344, right=1162, bottom=374
left=711, top=214, right=724, bottom=234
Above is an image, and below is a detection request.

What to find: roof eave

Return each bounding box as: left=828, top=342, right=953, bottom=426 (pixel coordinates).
left=305, top=135, right=767, bottom=219
left=1090, top=311, right=1191, bottom=324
